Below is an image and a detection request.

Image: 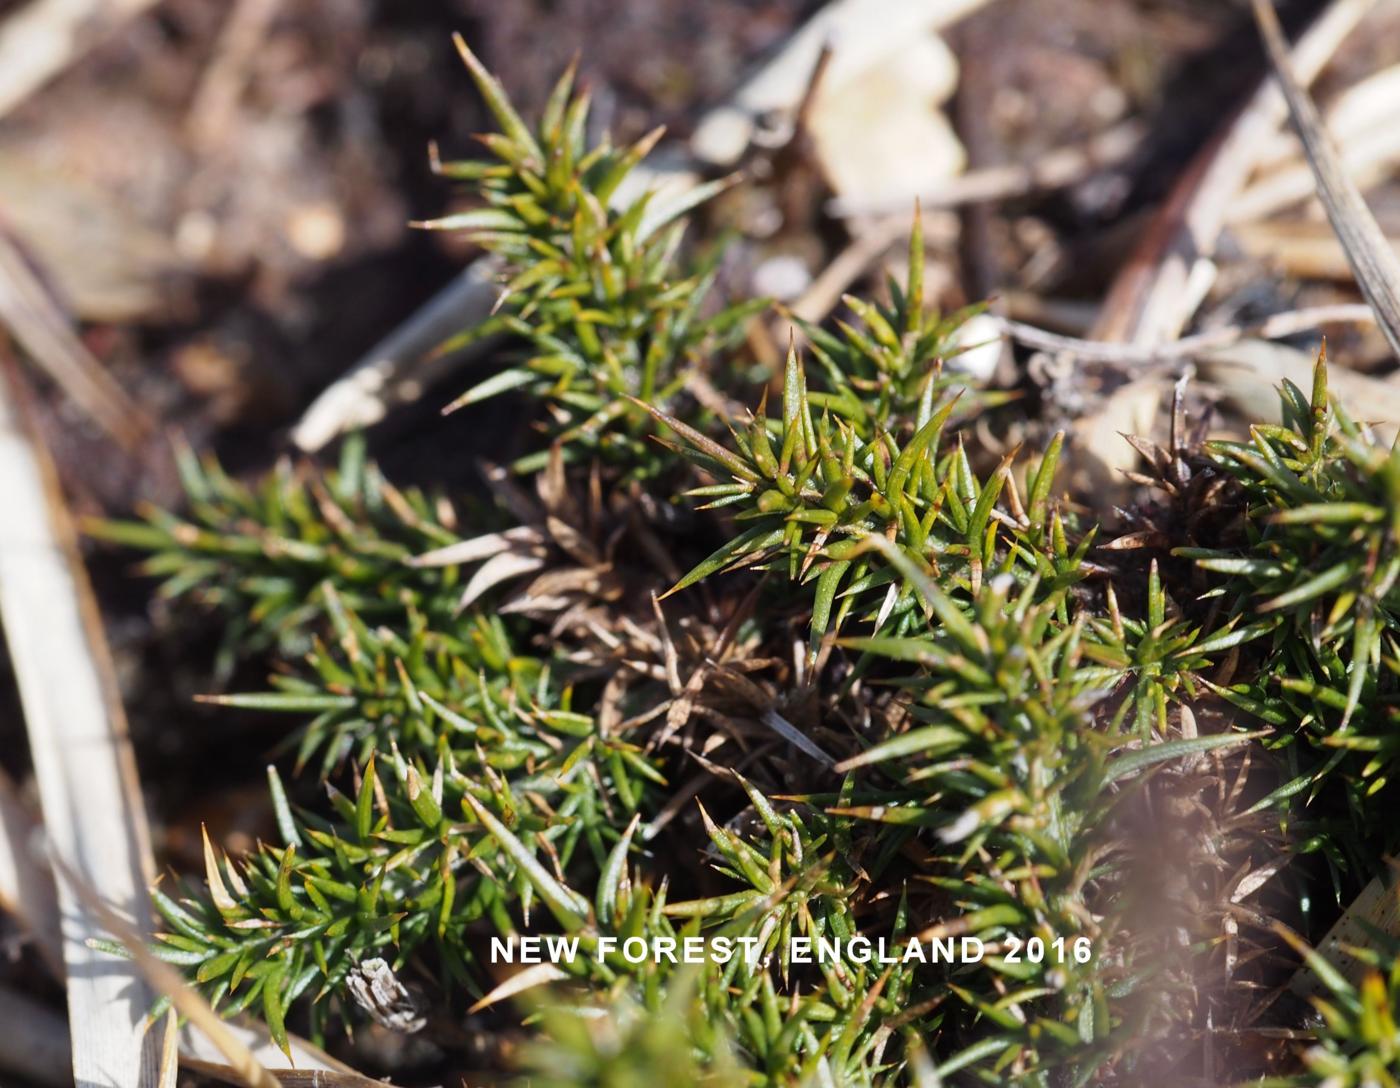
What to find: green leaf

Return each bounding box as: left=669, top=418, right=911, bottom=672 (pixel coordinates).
left=1260, top=561, right=1356, bottom=612
left=664, top=525, right=784, bottom=598
left=262, top=962, right=290, bottom=1058
left=1028, top=431, right=1064, bottom=527
left=454, top=367, right=540, bottom=407
left=405, top=765, right=444, bottom=830
left=596, top=813, right=640, bottom=923
left=451, top=34, right=544, bottom=165
left=1105, top=731, right=1268, bottom=783
left=266, top=765, right=302, bottom=849
left=835, top=724, right=966, bottom=771
left=195, top=692, right=357, bottom=712
left=627, top=397, right=761, bottom=483
left=464, top=793, right=589, bottom=930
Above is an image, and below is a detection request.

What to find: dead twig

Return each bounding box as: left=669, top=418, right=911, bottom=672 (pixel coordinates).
left=826, top=121, right=1145, bottom=218
left=291, top=257, right=501, bottom=452
left=1252, top=0, right=1400, bottom=358
left=186, top=0, right=281, bottom=152
left=1002, top=304, right=1375, bottom=363
left=0, top=224, right=153, bottom=451
left=1092, top=0, right=1375, bottom=346
left=784, top=217, right=909, bottom=326
left=0, top=0, right=161, bottom=118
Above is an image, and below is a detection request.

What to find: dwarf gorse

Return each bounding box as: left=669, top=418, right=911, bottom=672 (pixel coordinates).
left=91, top=45, right=1400, bottom=1087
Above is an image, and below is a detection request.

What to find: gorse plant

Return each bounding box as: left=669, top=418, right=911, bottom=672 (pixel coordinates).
left=640, top=348, right=1087, bottom=660
left=199, top=594, right=582, bottom=779
left=87, top=434, right=464, bottom=667
left=789, top=215, right=1002, bottom=433
left=146, top=731, right=663, bottom=1051
left=835, top=578, right=1127, bottom=1079
left=93, top=44, right=1400, bottom=1087
left=1178, top=363, right=1400, bottom=859
left=1264, top=925, right=1400, bottom=1088
left=1080, top=562, right=1274, bottom=736
left=146, top=761, right=462, bottom=1044
left=423, top=36, right=761, bottom=475
left=1185, top=361, right=1400, bottom=726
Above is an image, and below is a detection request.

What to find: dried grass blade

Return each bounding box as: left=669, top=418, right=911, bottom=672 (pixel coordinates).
left=0, top=227, right=152, bottom=450
left=177, top=1059, right=400, bottom=1088
left=51, top=856, right=279, bottom=1088
left=1094, top=0, right=1373, bottom=345
left=1252, top=0, right=1400, bottom=358
left=1, top=362, right=346, bottom=1081
left=0, top=358, right=161, bottom=1084
left=760, top=708, right=836, bottom=768
left=468, top=962, right=568, bottom=1014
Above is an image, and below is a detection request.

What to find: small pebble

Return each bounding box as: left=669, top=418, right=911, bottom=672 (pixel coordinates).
left=752, top=254, right=812, bottom=302
left=946, top=311, right=1003, bottom=383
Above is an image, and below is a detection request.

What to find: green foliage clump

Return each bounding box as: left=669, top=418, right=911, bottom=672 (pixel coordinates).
left=514, top=978, right=744, bottom=1088
left=201, top=595, right=586, bottom=779
left=1179, top=362, right=1400, bottom=856
left=643, top=348, right=1086, bottom=658
left=149, top=731, right=663, bottom=1053
left=148, top=760, right=463, bottom=1043
left=1081, top=562, right=1273, bottom=735
left=1264, top=927, right=1400, bottom=1088
left=423, top=37, right=759, bottom=474
left=790, top=216, right=995, bottom=433
left=90, top=44, right=1400, bottom=1088
left=87, top=435, right=463, bottom=664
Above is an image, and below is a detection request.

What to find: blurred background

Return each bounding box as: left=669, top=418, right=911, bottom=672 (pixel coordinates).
left=7, top=0, right=1395, bottom=515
